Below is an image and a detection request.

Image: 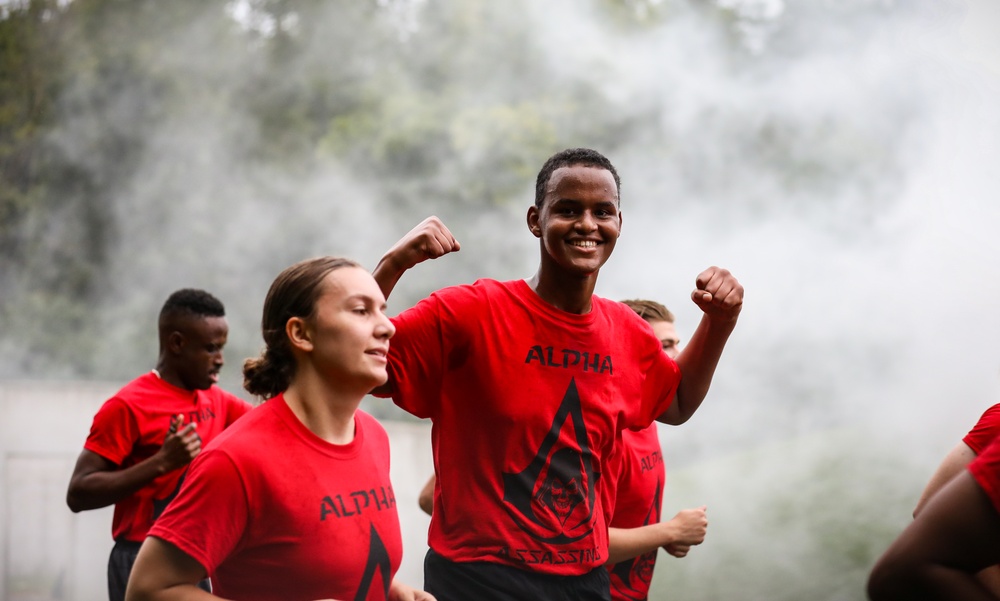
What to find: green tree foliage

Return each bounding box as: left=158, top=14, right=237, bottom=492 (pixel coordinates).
left=0, top=0, right=661, bottom=380
left=0, top=0, right=913, bottom=383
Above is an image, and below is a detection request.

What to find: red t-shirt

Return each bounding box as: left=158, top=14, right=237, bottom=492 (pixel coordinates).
left=606, top=425, right=664, bottom=601
left=963, top=403, right=1000, bottom=454
left=383, top=279, right=680, bottom=576
left=969, top=436, right=1000, bottom=514
left=83, top=371, right=251, bottom=541
left=149, top=396, right=403, bottom=601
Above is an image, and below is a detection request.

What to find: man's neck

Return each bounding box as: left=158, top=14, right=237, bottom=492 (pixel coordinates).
left=153, top=361, right=191, bottom=391
left=526, top=268, right=597, bottom=315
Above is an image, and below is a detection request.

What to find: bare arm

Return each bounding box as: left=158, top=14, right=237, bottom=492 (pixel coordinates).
left=914, top=442, right=977, bottom=517
left=418, top=474, right=436, bottom=516
left=369, top=217, right=459, bottom=397
left=372, top=216, right=460, bottom=300
left=868, top=472, right=1000, bottom=601
left=912, top=441, right=1000, bottom=594
left=606, top=506, right=707, bottom=565
left=125, top=536, right=215, bottom=601
left=66, top=418, right=201, bottom=512
left=659, top=267, right=743, bottom=426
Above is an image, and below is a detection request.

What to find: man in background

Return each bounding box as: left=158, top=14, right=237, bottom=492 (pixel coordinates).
left=605, top=299, right=708, bottom=601
left=66, top=288, right=252, bottom=601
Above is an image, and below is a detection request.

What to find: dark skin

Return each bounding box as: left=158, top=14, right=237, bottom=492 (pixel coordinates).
left=65, top=314, right=225, bottom=513
left=868, top=471, right=1000, bottom=601
left=527, top=165, right=741, bottom=424
left=525, top=165, right=622, bottom=314
left=66, top=417, right=201, bottom=512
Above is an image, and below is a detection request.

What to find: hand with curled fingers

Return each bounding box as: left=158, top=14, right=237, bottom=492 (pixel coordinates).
left=381, top=216, right=460, bottom=273
left=691, top=266, right=743, bottom=323
left=662, top=505, right=707, bottom=558
left=157, top=414, right=201, bottom=472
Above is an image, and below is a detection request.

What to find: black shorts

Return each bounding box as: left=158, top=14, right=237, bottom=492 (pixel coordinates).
left=107, top=538, right=210, bottom=601
left=424, top=548, right=611, bottom=601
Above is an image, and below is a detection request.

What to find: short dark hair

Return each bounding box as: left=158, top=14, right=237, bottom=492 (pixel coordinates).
left=159, top=288, right=226, bottom=322
left=534, top=148, right=621, bottom=208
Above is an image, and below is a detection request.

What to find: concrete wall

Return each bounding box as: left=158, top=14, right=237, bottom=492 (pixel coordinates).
left=0, top=382, right=433, bottom=601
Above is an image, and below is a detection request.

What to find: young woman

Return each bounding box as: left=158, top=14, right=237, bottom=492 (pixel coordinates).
left=126, top=257, right=433, bottom=601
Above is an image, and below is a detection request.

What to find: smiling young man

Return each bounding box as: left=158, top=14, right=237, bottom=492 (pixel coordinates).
left=66, top=288, right=252, bottom=601
left=372, top=147, right=743, bottom=601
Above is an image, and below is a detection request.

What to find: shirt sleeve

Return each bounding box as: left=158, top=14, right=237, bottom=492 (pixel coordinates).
left=383, top=286, right=477, bottom=419
left=147, top=449, right=249, bottom=575
left=634, top=330, right=681, bottom=429
left=969, top=436, right=1000, bottom=515
left=83, top=397, right=139, bottom=466
left=964, top=403, right=1000, bottom=455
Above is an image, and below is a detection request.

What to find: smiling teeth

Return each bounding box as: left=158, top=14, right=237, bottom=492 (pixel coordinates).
left=572, top=240, right=597, bottom=248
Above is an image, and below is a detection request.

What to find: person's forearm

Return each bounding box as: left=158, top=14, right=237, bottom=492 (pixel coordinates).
left=661, top=314, right=736, bottom=425
left=373, top=252, right=408, bottom=300
left=67, top=456, right=174, bottom=512
left=607, top=523, right=671, bottom=565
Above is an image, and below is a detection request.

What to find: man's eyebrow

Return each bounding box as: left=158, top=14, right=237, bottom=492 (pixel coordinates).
left=551, top=198, right=617, bottom=206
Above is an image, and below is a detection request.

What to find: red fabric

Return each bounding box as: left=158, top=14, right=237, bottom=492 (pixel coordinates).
left=969, top=436, right=1000, bottom=514
left=606, top=426, right=664, bottom=601
left=83, top=371, right=251, bottom=541
left=383, top=279, right=680, bottom=576
left=149, top=396, right=403, bottom=601
left=963, top=403, right=1000, bottom=455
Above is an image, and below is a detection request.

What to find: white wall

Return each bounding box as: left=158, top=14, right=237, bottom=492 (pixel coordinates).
left=0, top=382, right=433, bottom=601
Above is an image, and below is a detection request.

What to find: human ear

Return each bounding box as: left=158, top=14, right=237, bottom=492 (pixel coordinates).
left=285, top=317, right=314, bottom=353
left=526, top=205, right=542, bottom=238
left=166, top=331, right=185, bottom=354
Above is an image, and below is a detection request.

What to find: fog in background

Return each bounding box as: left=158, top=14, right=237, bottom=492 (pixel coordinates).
left=3, top=0, right=1000, bottom=599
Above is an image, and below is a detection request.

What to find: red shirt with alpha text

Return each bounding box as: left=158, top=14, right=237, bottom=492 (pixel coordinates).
left=83, top=371, right=250, bottom=541
left=383, top=279, right=680, bottom=576
left=148, top=397, right=403, bottom=601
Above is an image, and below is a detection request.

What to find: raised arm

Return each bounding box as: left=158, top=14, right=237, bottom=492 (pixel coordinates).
left=67, top=416, right=201, bottom=512
left=372, top=216, right=460, bottom=300
left=659, top=267, right=743, bottom=426
left=607, top=506, right=707, bottom=565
